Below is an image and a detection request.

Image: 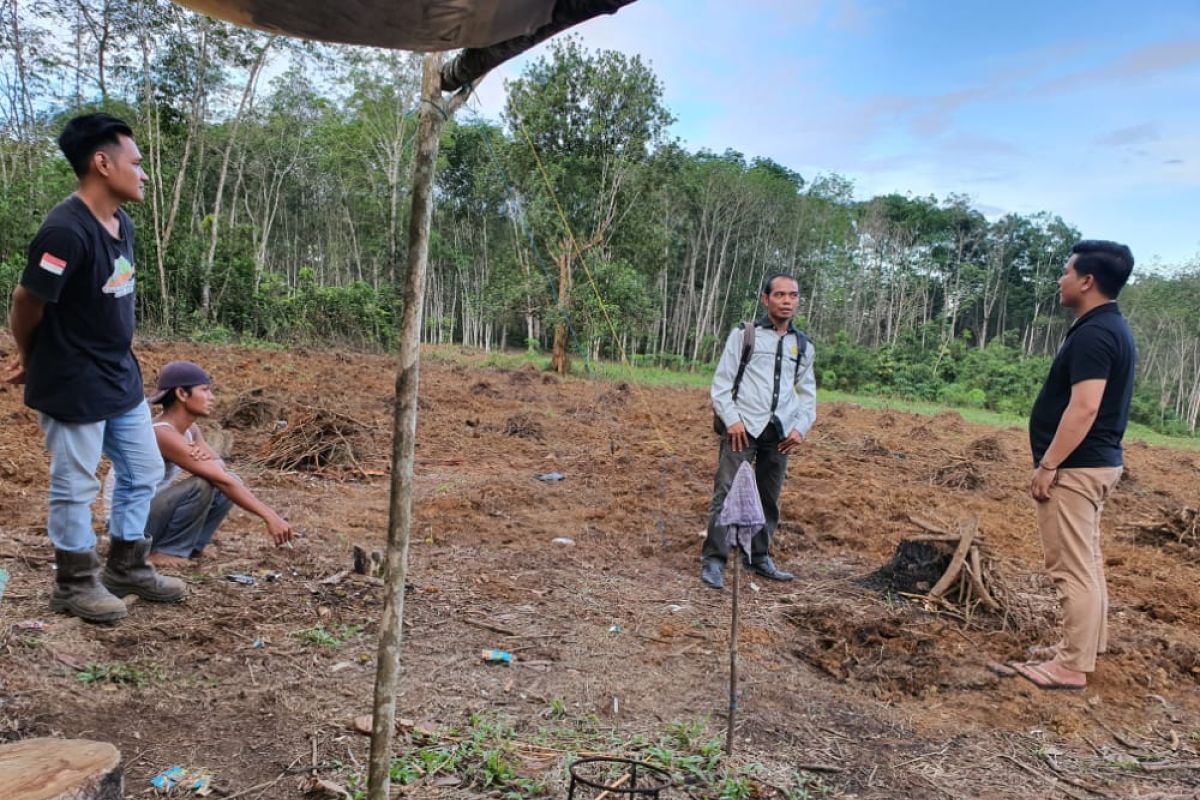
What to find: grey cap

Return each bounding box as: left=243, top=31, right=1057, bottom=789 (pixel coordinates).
left=149, top=361, right=212, bottom=404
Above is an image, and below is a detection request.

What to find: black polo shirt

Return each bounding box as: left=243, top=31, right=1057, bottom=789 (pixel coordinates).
left=19, top=195, right=143, bottom=423
left=1029, top=303, right=1136, bottom=469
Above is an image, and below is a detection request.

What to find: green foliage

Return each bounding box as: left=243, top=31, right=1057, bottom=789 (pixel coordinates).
left=375, top=712, right=548, bottom=798
left=76, top=662, right=161, bottom=687
left=292, top=624, right=362, bottom=649
left=336, top=711, right=837, bottom=800
left=1, top=7, right=1196, bottom=435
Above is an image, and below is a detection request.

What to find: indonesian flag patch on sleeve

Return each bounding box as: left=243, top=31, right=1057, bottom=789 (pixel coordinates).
left=39, top=252, right=67, bottom=276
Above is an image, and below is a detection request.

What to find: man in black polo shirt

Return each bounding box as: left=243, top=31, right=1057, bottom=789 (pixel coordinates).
left=1012, top=240, right=1136, bottom=691
left=5, top=113, right=185, bottom=623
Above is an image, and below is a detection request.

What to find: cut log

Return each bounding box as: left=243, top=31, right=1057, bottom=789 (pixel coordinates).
left=967, top=544, right=1000, bottom=610
left=0, top=738, right=123, bottom=800
left=927, top=514, right=979, bottom=599
left=906, top=514, right=952, bottom=536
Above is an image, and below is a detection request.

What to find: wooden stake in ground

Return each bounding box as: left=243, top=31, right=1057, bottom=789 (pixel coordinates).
left=367, top=52, right=475, bottom=800
left=727, top=553, right=741, bottom=756
left=717, top=461, right=766, bottom=757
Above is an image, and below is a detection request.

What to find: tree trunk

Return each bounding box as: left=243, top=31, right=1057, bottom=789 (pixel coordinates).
left=0, top=738, right=122, bottom=800
left=201, top=36, right=273, bottom=317
left=368, top=51, right=474, bottom=800
left=551, top=246, right=571, bottom=374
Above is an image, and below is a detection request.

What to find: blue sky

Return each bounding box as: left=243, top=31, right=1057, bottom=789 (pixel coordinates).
left=468, top=0, right=1200, bottom=271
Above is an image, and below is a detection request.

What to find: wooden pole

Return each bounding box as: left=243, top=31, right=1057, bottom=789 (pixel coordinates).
left=726, top=552, right=740, bottom=757
left=551, top=248, right=571, bottom=374
left=367, top=52, right=474, bottom=800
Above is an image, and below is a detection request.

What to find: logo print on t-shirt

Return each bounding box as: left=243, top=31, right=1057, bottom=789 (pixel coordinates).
left=102, top=255, right=135, bottom=297
left=39, top=252, right=67, bottom=276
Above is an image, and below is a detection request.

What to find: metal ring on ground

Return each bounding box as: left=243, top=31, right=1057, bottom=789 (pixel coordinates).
left=567, top=757, right=672, bottom=798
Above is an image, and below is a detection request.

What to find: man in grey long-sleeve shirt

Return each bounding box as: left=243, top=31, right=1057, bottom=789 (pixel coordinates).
left=701, top=273, right=817, bottom=589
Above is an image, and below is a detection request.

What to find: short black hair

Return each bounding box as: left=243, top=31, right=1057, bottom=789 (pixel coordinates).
left=160, top=385, right=196, bottom=410
left=1070, top=240, right=1134, bottom=298
left=761, top=273, right=799, bottom=296
left=58, top=113, right=134, bottom=177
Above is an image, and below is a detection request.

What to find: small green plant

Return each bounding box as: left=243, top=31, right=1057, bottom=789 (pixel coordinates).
left=341, top=714, right=830, bottom=800
left=76, top=662, right=159, bottom=687
left=714, top=773, right=755, bottom=800
left=545, top=698, right=567, bottom=719
left=354, top=712, right=550, bottom=798
left=293, top=623, right=362, bottom=648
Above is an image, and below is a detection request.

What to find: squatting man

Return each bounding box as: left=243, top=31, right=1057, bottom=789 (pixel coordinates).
left=104, top=360, right=295, bottom=568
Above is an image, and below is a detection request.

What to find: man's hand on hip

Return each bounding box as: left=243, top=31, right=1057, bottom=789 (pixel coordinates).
left=778, top=430, right=804, bottom=454
left=726, top=421, right=749, bottom=452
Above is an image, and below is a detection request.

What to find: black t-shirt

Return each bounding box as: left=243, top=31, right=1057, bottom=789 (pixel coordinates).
left=20, top=195, right=143, bottom=423
left=1029, top=303, right=1136, bottom=468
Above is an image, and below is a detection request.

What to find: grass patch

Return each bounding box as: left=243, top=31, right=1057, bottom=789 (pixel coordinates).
left=76, top=661, right=161, bottom=687
left=292, top=623, right=363, bottom=649
left=339, top=714, right=836, bottom=800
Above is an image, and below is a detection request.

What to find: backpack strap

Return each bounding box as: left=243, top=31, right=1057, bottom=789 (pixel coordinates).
left=732, top=324, right=809, bottom=400
left=730, top=321, right=755, bottom=402
left=792, top=330, right=809, bottom=385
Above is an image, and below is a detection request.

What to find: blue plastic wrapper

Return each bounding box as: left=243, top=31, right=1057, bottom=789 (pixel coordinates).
left=150, top=766, right=211, bottom=793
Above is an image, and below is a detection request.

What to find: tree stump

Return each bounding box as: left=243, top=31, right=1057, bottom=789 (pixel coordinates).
left=0, top=738, right=123, bottom=800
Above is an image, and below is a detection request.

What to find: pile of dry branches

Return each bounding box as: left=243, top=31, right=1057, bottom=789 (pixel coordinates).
left=501, top=413, right=544, bottom=440
left=930, top=456, right=986, bottom=490
left=1132, top=506, right=1200, bottom=548
left=222, top=387, right=285, bottom=430
left=966, top=435, right=1006, bottom=462
left=258, top=407, right=367, bottom=473
left=882, top=515, right=1020, bottom=627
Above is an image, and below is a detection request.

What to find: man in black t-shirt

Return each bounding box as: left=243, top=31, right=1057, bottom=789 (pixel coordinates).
left=5, top=113, right=185, bottom=623
left=1011, top=240, right=1136, bottom=691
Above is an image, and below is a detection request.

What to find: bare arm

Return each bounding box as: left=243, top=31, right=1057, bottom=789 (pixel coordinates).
left=5, top=287, right=45, bottom=384
left=1030, top=379, right=1105, bottom=501
left=155, top=425, right=293, bottom=545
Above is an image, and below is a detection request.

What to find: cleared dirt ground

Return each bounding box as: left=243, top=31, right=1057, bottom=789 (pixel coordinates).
left=2, top=339, right=1200, bottom=799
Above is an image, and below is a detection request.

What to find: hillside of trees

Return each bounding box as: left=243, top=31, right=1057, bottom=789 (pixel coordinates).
left=2, top=1, right=1198, bottom=434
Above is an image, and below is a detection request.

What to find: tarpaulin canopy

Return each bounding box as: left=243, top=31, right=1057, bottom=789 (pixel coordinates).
left=173, top=0, right=557, bottom=49
left=173, top=0, right=635, bottom=92
left=174, top=0, right=633, bottom=57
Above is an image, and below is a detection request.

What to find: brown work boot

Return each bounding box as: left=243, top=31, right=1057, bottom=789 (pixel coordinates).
left=102, top=539, right=187, bottom=603
left=51, top=549, right=129, bottom=623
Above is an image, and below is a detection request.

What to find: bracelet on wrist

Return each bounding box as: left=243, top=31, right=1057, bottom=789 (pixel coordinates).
left=1039, top=461, right=1058, bottom=471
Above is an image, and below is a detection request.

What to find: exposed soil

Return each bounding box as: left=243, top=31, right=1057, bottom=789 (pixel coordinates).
left=3, top=339, right=1200, bottom=799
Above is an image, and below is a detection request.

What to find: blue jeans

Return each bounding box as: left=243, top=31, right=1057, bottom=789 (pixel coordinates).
left=145, top=475, right=234, bottom=557
left=39, top=401, right=163, bottom=552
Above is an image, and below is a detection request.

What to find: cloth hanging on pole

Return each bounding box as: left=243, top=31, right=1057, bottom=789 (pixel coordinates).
left=720, top=461, right=765, bottom=561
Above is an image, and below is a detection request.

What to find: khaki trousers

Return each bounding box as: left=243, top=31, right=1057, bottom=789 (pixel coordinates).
left=1035, top=466, right=1123, bottom=673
